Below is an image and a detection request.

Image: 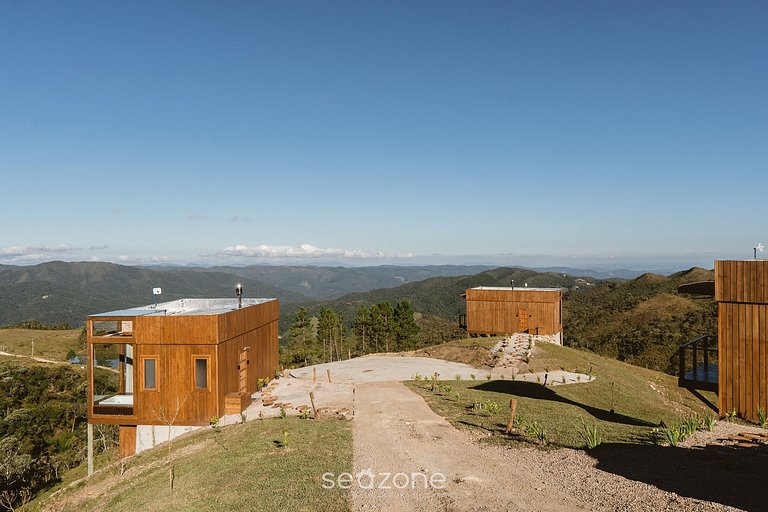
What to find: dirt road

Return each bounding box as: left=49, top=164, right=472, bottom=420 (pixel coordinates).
left=351, top=381, right=587, bottom=512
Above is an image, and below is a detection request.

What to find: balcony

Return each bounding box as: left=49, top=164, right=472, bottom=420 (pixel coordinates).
left=678, top=334, right=718, bottom=393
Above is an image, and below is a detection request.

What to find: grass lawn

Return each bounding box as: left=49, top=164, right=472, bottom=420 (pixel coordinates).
left=0, top=328, right=82, bottom=360
left=413, top=336, right=502, bottom=367
left=406, top=342, right=716, bottom=449
left=30, top=417, right=352, bottom=512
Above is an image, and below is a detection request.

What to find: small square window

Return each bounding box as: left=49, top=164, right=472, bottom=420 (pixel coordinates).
left=144, top=358, right=157, bottom=390
left=195, top=358, right=208, bottom=389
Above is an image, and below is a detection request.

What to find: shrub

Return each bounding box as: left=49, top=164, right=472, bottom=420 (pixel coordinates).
left=279, top=408, right=287, bottom=420
left=526, top=421, right=548, bottom=445
left=663, top=426, right=681, bottom=447
left=758, top=407, right=767, bottom=427
left=703, top=412, right=717, bottom=431
left=484, top=401, right=500, bottom=414
left=576, top=420, right=601, bottom=449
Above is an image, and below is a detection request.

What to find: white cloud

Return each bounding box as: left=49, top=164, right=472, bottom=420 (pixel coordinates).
left=216, top=243, right=413, bottom=260
left=0, top=244, right=78, bottom=262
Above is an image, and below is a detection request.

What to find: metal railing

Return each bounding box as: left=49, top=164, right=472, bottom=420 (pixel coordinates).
left=678, top=334, right=718, bottom=392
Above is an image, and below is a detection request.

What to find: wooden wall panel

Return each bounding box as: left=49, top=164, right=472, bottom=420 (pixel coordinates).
left=133, top=315, right=218, bottom=345
left=134, top=344, right=218, bottom=426
left=465, top=289, right=562, bottom=336
left=119, top=425, right=136, bottom=458
left=716, top=260, right=768, bottom=304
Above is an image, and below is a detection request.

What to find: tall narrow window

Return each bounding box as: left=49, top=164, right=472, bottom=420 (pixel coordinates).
left=143, top=358, right=157, bottom=390
left=195, top=358, right=208, bottom=389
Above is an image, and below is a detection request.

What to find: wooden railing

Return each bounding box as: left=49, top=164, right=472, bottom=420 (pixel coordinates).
left=678, top=334, right=718, bottom=392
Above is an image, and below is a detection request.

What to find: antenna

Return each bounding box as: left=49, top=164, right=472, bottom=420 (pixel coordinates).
left=755, top=243, right=764, bottom=259
left=235, top=283, right=243, bottom=309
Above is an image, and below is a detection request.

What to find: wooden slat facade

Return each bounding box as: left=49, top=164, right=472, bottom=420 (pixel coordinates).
left=87, top=299, right=279, bottom=457
left=465, top=288, right=562, bottom=336
left=716, top=260, right=768, bottom=422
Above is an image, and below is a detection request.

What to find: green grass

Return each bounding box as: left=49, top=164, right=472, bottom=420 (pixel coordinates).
left=29, top=418, right=352, bottom=512
left=0, top=328, right=82, bottom=360
left=406, top=343, right=714, bottom=449
left=413, top=336, right=503, bottom=367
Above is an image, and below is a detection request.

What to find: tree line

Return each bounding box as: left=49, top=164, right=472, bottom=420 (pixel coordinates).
left=281, top=300, right=420, bottom=367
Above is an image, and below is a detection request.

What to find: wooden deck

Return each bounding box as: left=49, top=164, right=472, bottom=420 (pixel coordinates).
left=680, top=363, right=718, bottom=392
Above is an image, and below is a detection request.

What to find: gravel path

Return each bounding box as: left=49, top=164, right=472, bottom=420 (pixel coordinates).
left=352, top=382, right=762, bottom=512
left=351, top=381, right=587, bottom=511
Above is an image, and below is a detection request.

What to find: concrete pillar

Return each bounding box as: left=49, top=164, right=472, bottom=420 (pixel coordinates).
left=87, top=423, right=94, bottom=476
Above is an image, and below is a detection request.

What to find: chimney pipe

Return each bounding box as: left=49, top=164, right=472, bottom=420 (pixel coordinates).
left=235, top=283, right=243, bottom=309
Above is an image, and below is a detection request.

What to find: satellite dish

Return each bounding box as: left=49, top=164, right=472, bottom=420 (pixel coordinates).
left=153, top=287, right=162, bottom=295
left=758, top=243, right=765, bottom=252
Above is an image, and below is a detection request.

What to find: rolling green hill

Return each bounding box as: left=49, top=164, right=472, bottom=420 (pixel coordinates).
left=201, top=264, right=494, bottom=300
left=0, top=261, right=308, bottom=327
left=287, top=266, right=716, bottom=376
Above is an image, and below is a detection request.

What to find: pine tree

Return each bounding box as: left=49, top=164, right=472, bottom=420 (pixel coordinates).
left=393, top=300, right=420, bottom=350
left=317, top=308, right=338, bottom=362
left=377, top=301, right=394, bottom=352
left=353, top=305, right=370, bottom=355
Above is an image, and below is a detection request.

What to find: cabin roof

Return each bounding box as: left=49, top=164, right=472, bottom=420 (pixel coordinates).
left=469, top=286, right=562, bottom=292
left=89, top=298, right=276, bottom=318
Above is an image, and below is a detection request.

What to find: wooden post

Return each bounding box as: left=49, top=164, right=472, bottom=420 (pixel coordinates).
left=327, top=368, right=332, bottom=383
left=313, top=367, right=316, bottom=383
left=505, top=399, right=518, bottom=433
left=87, top=422, right=94, bottom=476
left=309, top=392, right=318, bottom=419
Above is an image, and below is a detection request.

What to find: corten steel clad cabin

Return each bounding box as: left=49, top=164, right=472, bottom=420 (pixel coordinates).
left=86, top=298, right=279, bottom=458
left=678, top=260, right=768, bottom=422
left=464, top=287, right=563, bottom=343
left=716, top=260, right=768, bottom=422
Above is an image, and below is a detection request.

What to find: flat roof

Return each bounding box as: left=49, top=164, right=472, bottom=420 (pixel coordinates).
left=89, top=298, right=275, bottom=318
left=469, top=286, right=563, bottom=292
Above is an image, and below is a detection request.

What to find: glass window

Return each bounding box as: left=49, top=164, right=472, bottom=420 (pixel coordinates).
left=144, top=358, right=157, bottom=389
left=195, top=358, right=208, bottom=389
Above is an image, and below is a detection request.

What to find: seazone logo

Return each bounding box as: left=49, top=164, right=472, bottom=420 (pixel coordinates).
left=322, top=469, right=447, bottom=489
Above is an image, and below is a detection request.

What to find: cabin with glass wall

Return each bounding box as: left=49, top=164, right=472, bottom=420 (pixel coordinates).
left=86, top=298, right=279, bottom=457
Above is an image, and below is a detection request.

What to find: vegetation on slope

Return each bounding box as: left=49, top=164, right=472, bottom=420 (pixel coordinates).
left=0, top=358, right=116, bottom=510
left=406, top=342, right=714, bottom=449
left=0, top=328, right=83, bottom=361
left=29, top=418, right=352, bottom=512
left=564, top=268, right=716, bottom=374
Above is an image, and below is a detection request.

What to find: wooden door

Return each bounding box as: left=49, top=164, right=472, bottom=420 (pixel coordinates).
left=518, top=309, right=528, bottom=333
left=239, top=348, right=249, bottom=394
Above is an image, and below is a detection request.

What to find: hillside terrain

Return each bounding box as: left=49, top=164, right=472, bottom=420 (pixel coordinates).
left=0, top=261, right=308, bottom=326
left=289, top=267, right=715, bottom=376
left=200, top=264, right=494, bottom=300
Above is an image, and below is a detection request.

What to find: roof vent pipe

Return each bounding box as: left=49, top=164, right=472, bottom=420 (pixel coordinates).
left=235, top=283, right=243, bottom=309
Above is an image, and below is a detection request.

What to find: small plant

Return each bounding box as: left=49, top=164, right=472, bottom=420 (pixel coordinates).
left=663, top=425, right=681, bottom=447
left=470, top=373, right=476, bottom=380
left=758, top=407, right=767, bottom=427
left=472, top=402, right=485, bottom=412
left=703, top=412, right=717, bottom=431
left=455, top=374, right=462, bottom=381
left=412, top=372, right=423, bottom=382
left=576, top=375, right=582, bottom=383
left=681, top=414, right=701, bottom=436
left=276, top=430, right=290, bottom=448
left=536, top=375, right=541, bottom=384
left=725, top=409, right=738, bottom=422
left=561, top=375, right=566, bottom=384
left=299, top=409, right=312, bottom=419
left=279, top=407, right=287, bottom=420
left=485, top=401, right=501, bottom=414
left=209, top=416, right=220, bottom=428
left=438, top=383, right=452, bottom=394
left=454, top=392, right=462, bottom=402
left=240, top=411, right=247, bottom=424
left=576, top=420, right=601, bottom=449
left=486, top=373, right=492, bottom=381
left=526, top=421, right=548, bottom=445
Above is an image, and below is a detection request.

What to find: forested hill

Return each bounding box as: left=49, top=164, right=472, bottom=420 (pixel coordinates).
left=0, top=261, right=308, bottom=326
left=287, top=266, right=716, bottom=375
left=288, top=266, right=601, bottom=322
left=199, top=264, right=495, bottom=300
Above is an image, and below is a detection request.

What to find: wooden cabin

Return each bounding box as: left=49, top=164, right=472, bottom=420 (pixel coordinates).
left=464, top=287, right=563, bottom=342
left=716, top=260, right=768, bottom=422
left=86, top=298, right=279, bottom=457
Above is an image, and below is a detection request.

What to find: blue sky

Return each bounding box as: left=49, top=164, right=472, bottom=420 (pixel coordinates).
left=1, top=1, right=766, bottom=269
